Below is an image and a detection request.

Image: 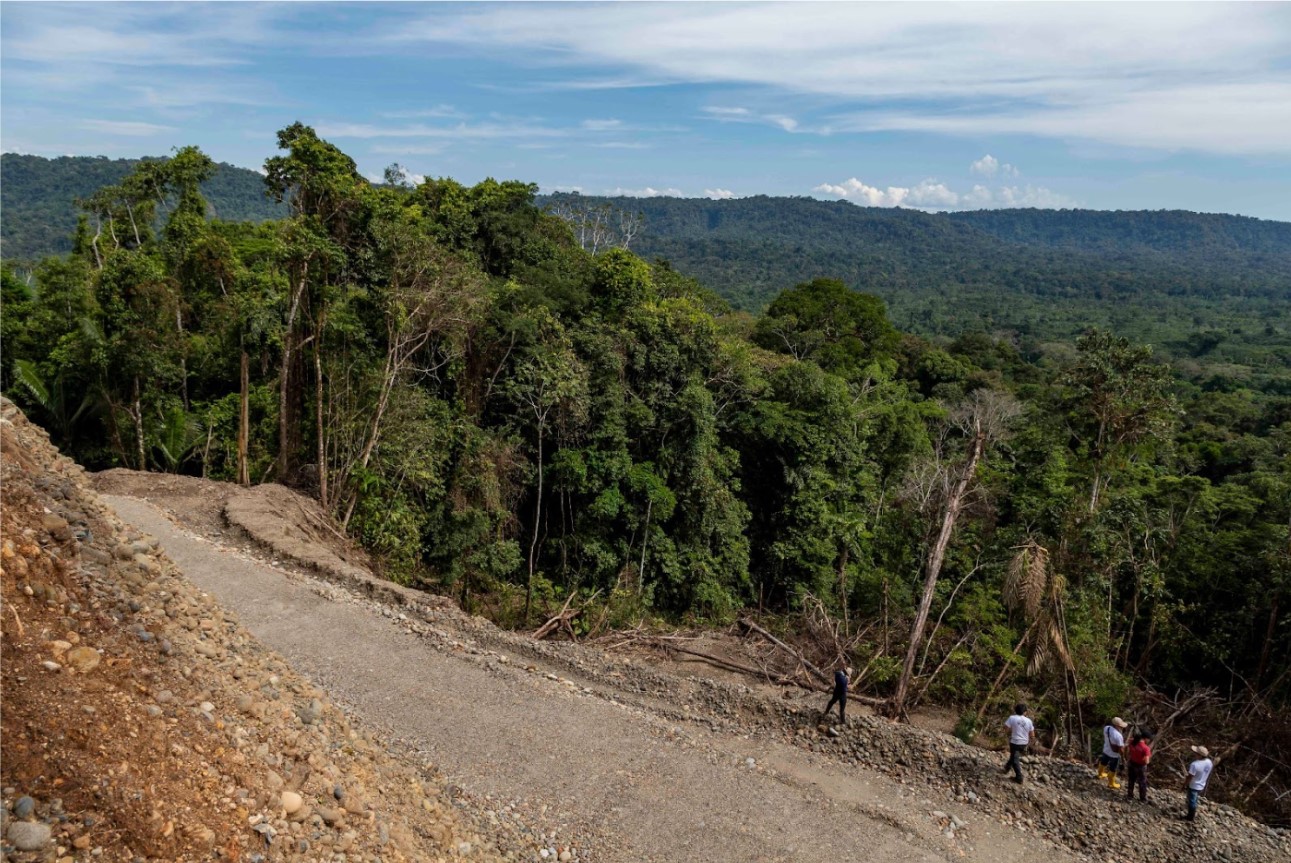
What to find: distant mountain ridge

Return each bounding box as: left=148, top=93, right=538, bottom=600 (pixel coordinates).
left=1, top=153, right=287, bottom=260
left=538, top=194, right=1291, bottom=313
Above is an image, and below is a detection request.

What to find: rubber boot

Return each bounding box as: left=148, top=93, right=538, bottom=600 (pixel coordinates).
left=1108, top=773, right=1122, bottom=790
left=1097, top=765, right=1108, bottom=780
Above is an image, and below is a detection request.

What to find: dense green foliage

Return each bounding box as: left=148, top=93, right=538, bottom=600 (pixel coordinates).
left=4, top=131, right=1289, bottom=819
left=1, top=153, right=287, bottom=261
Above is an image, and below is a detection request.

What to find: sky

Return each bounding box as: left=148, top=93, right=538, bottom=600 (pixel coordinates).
left=2, top=2, right=1290, bottom=219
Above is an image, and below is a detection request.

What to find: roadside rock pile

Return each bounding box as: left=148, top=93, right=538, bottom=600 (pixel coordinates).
left=1, top=398, right=521, bottom=862
left=805, top=714, right=1289, bottom=863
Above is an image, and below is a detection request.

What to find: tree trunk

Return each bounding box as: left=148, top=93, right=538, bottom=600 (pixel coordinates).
left=125, top=200, right=142, bottom=248
left=339, top=335, right=401, bottom=529
left=90, top=218, right=104, bottom=268
left=1255, top=596, right=1279, bottom=687
left=837, top=544, right=850, bottom=622
left=524, top=426, right=545, bottom=625
left=892, top=428, right=986, bottom=718
left=638, top=496, right=653, bottom=591
left=177, top=306, right=190, bottom=411
left=238, top=350, right=250, bottom=486
left=278, top=262, right=308, bottom=482
left=313, top=319, right=328, bottom=508
left=132, top=377, right=146, bottom=471
left=971, top=619, right=1038, bottom=735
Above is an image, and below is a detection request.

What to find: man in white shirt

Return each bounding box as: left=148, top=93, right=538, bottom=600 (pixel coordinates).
left=1001, top=703, right=1034, bottom=784
left=1097, top=716, right=1128, bottom=789
left=1183, top=745, right=1214, bottom=821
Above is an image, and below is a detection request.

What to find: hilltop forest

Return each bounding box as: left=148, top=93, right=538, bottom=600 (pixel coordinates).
left=3, top=128, right=1289, bottom=822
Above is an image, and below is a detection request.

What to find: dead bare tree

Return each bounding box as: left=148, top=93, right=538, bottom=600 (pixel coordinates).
left=892, top=390, right=1020, bottom=719
left=333, top=223, right=483, bottom=527
left=546, top=195, right=644, bottom=255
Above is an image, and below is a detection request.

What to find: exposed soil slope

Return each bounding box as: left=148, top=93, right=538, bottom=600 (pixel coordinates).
left=1, top=401, right=522, bottom=862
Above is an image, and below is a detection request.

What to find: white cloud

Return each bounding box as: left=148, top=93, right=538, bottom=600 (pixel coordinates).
left=702, top=106, right=752, bottom=118
left=906, top=180, right=960, bottom=208
left=846, top=82, right=1291, bottom=156
left=704, top=188, right=737, bottom=200
left=399, top=4, right=1291, bottom=154
left=606, top=186, right=684, bottom=198
left=970, top=155, right=999, bottom=177
left=970, top=155, right=1020, bottom=179
left=370, top=143, right=447, bottom=156
left=316, top=120, right=568, bottom=141
left=81, top=119, right=176, bottom=136
left=815, top=175, right=1073, bottom=211
left=702, top=105, right=804, bottom=134
left=581, top=118, right=623, bottom=131
left=382, top=105, right=464, bottom=120
left=814, top=178, right=915, bottom=208
left=591, top=141, right=652, bottom=150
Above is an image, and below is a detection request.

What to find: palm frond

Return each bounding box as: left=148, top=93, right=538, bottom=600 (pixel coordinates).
left=1005, top=540, right=1049, bottom=620
left=12, top=359, right=52, bottom=413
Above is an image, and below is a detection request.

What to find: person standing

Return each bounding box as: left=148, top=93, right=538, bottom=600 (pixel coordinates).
left=821, top=666, right=851, bottom=724
left=1001, top=703, right=1034, bottom=784
left=1183, top=745, right=1214, bottom=821
left=1125, top=730, right=1153, bottom=802
left=1097, top=716, right=1129, bottom=789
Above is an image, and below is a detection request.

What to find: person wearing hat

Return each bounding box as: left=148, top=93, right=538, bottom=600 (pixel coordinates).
left=821, top=665, right=852, bottom=725
left=1001, top=703, right=1034, bottom=784
left=1183, top=745, right=1214, bottom=821
left=1097, top=716, right=1129, bottom=789
left=1125, top=729, right=1154, bottom=802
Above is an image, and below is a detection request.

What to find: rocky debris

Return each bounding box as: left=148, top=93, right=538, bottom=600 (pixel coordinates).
left=1, top=398, right=529, bottom=862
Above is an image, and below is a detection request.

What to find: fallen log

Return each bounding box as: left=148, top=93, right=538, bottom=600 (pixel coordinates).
left=532, top=589, right=602, bottom=641
left=532, top=592, right=577, bottom=641
left=655, top=642, right=771, bottom=679
left=739, top=617, right=831, bottom=687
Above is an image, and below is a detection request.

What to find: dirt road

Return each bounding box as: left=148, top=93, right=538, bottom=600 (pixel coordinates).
left=104, top=493, right=1077, bottom=863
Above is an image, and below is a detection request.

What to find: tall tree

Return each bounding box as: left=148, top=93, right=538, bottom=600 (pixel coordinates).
left=892, top=389, right=1019, bottom=718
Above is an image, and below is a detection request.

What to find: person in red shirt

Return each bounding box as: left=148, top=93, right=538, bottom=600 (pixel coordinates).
left=1125, top=730, right=1154, bottom=802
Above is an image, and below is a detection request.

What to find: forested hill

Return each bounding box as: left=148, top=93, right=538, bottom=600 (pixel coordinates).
left=540, top=194, right=1291, bottom=314
left=950, top=207, right=1291, bottom=259
left=1, top=153, right=286, bottom=260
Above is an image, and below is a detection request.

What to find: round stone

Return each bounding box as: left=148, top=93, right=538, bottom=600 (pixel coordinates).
left=280, top=791, right=304, bottom=815
left=7, top=821, right=53, bottom=851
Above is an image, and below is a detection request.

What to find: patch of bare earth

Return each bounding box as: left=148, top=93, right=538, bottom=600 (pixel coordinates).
left=2, top=401, right=523, bottom=862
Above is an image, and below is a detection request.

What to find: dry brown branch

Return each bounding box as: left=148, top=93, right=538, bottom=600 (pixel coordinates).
left=531, top=589, right=601, bottom=641
left=4, top=599, right=25, bottom=638
left=655, top=642, right=770, bottom=679
left=532, top=592, right=577, bottom=641
left=739, top=618, right=832, bottom=688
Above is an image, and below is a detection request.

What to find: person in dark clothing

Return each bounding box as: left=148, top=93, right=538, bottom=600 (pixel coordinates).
left=1001, top=703, right=1035, bottom=784
left=1125, top=730, right=1153, bottom=802
left=822, top=666, right=851, bottom=724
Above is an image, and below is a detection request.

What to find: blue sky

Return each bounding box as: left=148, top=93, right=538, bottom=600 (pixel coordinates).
left=3, top=2, right=1290, bottom=219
